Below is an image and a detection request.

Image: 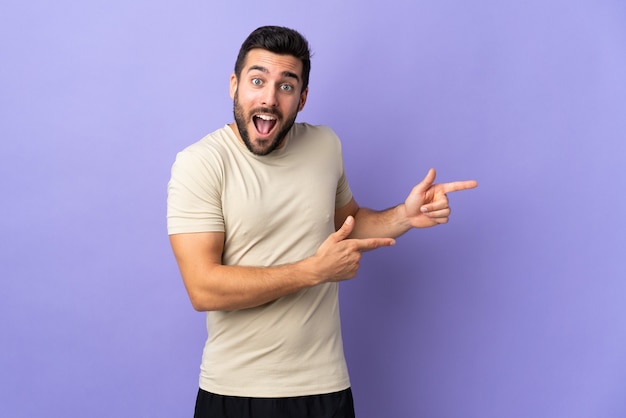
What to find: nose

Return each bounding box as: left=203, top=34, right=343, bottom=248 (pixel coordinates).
left=260, top=85, right=278, bottom=107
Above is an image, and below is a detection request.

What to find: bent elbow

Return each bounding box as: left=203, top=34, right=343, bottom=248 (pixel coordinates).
left=187, top=291, right=211, bottom=312
left=188, top=291, right=224, bottom=312
left=190, top=299, right=209, bottom=312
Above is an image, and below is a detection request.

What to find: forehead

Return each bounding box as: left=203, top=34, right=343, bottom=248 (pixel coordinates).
left=242, top=48, right=303, bottom=78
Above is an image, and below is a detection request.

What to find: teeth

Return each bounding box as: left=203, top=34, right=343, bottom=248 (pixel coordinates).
left=256, top=114, right=276, bottom=121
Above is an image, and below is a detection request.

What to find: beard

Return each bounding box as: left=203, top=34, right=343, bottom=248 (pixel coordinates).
left=233, top=93, right=298, bottom=156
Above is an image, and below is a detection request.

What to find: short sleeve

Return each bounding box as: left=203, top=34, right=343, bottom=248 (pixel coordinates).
left=335, top=170, right=353, bottom=209
left=167, top=149, right=225, bottom=235
left=333, top=134, right=353, bottom=209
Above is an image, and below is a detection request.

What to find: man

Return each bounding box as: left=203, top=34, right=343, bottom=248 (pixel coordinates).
left=168, top=25, right=477, bottom=418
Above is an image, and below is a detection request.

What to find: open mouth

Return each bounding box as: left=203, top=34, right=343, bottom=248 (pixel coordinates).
left=253, top=114, right=277, bottom=135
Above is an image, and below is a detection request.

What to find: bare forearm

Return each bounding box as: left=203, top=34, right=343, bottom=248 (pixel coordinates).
left=185, top=259, right=322, bottom=312
left=338, top=169, right=478, bottom=239
left=172, top=222, right=395, bottom=313
left=350, top=205, right=412, bottom=239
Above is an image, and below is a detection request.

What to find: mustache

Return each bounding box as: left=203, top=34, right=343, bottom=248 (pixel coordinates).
left=250, top=107, right=282, bottom=119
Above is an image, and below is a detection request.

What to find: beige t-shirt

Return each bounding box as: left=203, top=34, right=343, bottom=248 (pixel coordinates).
left=167, top=123, right=354, bottom=397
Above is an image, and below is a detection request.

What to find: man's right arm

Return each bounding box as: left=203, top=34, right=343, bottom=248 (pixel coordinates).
left=169, top=216, right=395, bottom=312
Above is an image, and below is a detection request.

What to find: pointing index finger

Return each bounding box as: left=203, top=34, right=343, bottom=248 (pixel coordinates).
left=353, top=237, right=396, bottom=252
left=440, top=179, right=478, bottom=194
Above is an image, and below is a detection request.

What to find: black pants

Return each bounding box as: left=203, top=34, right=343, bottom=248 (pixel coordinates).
left=194, top=388, right=356, bottom=418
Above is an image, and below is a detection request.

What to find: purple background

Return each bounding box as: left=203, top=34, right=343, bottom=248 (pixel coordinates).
left=2, top=0, right=625, bottom=417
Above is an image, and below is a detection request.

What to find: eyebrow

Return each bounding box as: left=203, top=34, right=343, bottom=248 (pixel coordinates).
left=247, top=65, right=300, bottom=83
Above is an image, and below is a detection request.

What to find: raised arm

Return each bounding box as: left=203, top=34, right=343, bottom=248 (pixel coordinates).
left=170, top=217, right=395, bottom=312
left=335, top=168, right=478, bottom=239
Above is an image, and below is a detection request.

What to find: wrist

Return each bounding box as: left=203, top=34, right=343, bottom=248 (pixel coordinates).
left=294, top=256, right=325, bottom=287
left=394, top=204, right=413, bottom=231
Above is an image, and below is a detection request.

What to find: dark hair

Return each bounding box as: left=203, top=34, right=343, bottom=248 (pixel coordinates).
left=234, top=26, right=311, bottom=91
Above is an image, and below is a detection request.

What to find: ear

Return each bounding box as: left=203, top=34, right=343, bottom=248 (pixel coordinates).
left=298, top=87, right=309, bottom=112
left=229, top=73, right=238, bottom=99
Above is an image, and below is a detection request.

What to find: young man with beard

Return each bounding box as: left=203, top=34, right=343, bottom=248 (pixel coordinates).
left=167, top=25, right=477, bottom=418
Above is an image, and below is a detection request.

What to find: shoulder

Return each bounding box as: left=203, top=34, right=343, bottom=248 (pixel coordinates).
left=290, top=123, right=342, bottom=153
left=177, top=126, right=232, bottom=160
left=292, top=123, right=339, bottom=141
left=172, top=126, right=235, bottom=175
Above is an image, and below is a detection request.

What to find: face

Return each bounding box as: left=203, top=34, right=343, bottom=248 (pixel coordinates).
left=230, top=48, right=308, bottom=156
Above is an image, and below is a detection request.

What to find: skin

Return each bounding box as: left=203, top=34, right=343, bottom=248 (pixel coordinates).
left=230, top=48, right=307, bottom=156
left=169, top=49, right=478, bottom=311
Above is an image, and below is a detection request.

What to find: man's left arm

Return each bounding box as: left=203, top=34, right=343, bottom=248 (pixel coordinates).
left=335, top=168, right=478, bottom=239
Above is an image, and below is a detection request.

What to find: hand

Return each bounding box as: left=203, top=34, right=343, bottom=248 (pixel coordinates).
left=404, top=168, right=478, bottom=228
left=311, top=216, right=395, bottom=283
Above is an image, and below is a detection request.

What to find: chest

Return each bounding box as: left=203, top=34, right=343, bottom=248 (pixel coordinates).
left=220, top=150, right=341, bottom=263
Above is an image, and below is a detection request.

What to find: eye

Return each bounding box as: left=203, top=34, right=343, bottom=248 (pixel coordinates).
left=251, top=78, right=262, bottom=86
left=280, top=84, right=294, bottom=92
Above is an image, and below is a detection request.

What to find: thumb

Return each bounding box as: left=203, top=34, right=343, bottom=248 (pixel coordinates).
left=416, top=168, right=436, bottom=192
left=333, top=215, right=355, bottom=242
